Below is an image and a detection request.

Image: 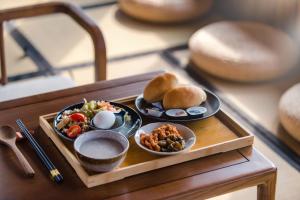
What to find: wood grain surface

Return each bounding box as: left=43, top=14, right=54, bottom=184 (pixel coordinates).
left=0, top=71, right=276, bottom=200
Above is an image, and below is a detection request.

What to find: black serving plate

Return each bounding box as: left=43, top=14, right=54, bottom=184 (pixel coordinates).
left=53, top=101, right=142, bottom=142
left=135, top=89, right=221, bottom=122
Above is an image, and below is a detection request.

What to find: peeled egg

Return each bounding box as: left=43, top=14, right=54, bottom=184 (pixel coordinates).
left=93, top=111, right=116, bottom=129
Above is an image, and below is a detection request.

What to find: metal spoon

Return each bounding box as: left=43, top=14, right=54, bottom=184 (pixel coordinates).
left=0, top=125, right=35, bottom=177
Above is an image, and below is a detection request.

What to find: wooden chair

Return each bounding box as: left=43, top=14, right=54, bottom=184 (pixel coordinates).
left=0, top=2, right=106, bottom=101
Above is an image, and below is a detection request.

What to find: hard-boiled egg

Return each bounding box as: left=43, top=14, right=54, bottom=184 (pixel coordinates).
left=93, top=111, right=116, bottom=129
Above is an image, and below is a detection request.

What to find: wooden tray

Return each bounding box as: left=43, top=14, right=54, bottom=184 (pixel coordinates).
left=39, top=96, right=254, bottom=188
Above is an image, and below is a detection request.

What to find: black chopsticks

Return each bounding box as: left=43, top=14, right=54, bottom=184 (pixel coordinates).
left=16, top=119, right=63, bottom=183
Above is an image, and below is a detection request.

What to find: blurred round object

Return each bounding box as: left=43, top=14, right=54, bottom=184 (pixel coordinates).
left=118, top=0, right=213, bottom=23
left=189, top=21, right=299, bottom=82
left=279, top=83, right=300, bottom=142
left=216, top=0, right=298, bottom=26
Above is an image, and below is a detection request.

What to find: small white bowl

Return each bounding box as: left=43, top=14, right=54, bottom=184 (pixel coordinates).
left=135, top=122, right=196, bottom=156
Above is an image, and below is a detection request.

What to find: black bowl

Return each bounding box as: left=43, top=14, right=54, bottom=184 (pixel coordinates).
left=53, top=101, right=142, bottom=142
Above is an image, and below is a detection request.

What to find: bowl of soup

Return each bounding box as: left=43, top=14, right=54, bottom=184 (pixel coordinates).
left=74, top=130, right=129, bottom=172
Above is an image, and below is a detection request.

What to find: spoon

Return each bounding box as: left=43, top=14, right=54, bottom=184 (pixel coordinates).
left=0, top=125, right=35, bottom=177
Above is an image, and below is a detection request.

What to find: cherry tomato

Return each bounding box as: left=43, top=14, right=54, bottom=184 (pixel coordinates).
left=67, top=125, right=81, bottom=138
left=69, top=113, right=86, bottom=122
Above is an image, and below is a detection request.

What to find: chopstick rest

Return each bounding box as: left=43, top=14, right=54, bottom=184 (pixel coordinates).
left=16, top=119, right=63, bottom=183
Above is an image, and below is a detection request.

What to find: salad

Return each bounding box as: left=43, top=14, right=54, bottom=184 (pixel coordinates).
left=56, top=99, right=120, bottom=139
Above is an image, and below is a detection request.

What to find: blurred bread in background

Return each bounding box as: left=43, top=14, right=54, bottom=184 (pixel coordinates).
left=189, top=21, right=299, bottom=82
left=279, top=83, right=300, bottom=142
left=118, top=0, right=213, bottom=23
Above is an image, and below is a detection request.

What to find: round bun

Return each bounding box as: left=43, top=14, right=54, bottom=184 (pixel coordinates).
left=143, top=73, right=178, bottom=103
left=163, top=86, right=207, bottom=109
left=279, top=83, right=300, bottom=142
left=119, top=0, right=213, bottom=23
left=189, top=21, right=298, bottom=82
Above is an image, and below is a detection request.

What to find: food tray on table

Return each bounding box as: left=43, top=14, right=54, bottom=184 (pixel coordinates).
left=39, top=96, right=254, bottom=188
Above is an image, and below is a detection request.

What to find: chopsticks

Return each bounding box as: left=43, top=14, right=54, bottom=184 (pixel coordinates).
left=16, top=119, right=63, bottom=184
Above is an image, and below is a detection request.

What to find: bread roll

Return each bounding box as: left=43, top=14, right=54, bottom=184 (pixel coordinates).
left=143, top=73, right=178, bottom=103
left=163, top=86, right=207, bottom=109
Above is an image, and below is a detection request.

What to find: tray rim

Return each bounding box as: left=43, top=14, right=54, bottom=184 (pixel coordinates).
left=39, top=95, right=254, bottom=188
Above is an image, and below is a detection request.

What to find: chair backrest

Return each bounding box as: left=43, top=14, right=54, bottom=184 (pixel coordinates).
left=0, top=2, right=107, bottom=85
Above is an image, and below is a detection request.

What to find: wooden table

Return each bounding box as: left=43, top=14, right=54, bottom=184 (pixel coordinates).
left=0, top=71, right=277, bottom=200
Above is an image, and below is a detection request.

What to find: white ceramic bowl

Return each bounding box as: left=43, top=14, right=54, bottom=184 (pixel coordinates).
left=135, top=122, right=196, bottom=156
left=74, top=130, right=129, bottom=172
